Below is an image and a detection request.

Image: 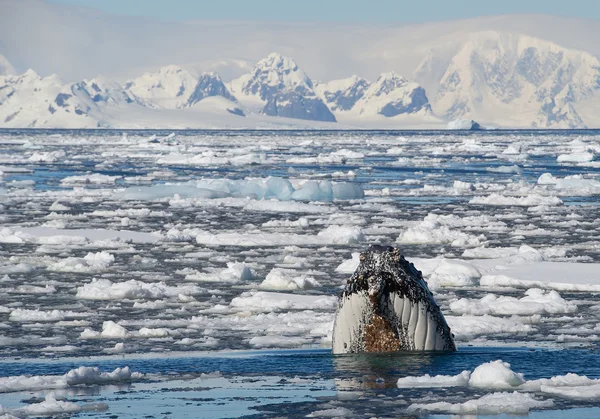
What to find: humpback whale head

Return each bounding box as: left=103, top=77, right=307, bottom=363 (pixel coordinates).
left=332, top=246, right=456, bottom=354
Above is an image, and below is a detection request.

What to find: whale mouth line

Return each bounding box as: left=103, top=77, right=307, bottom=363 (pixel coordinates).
left=332, top=245, right=457, bottom=354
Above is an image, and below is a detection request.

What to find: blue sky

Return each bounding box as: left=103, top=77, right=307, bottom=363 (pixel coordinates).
left=49, top=0, right=600, bottom=22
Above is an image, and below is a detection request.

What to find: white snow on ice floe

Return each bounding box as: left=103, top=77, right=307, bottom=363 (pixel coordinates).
left=335, top=253, right=360, bottom=274
left=399, top=359, right=600, bottom=403
left=116, top=177, right=364, bottom=202
left=396, top=371, right=471, bottom=388
left=557, top=152, right=595, bottom=163
left=537, top=172, right=600, bottom=194
left=47, top=251, right=114, bottom=272
left=179, top=262, right=256, bottom=283
left=80, top=320, right=129, bottom=338
left=407, top=391, right=553, bottom=414
left=195, top=225, right=365, bottom=246
left=428, top=259, right=481, bottom=288
left=450, top=288, right=577, bottom=316
left=445, top=314, right=533, bottom=340
left=76, top=278, right=203, bottom=300
left=61, top=173, right=121, bottom=185
left=9, top=308, right=86, bottom=322
left=0, top=366, right=142, bottom=393
left=230, top=291, right=337, bottom=312
left=259, top=268, right=320, bottom=290
left=469, top=193, right=563, bottom=206
left=397, top=213, right=485, bottom=247
left=1, top=393, right=108, bottom=417
left=0, top=227, right=161, bottom=245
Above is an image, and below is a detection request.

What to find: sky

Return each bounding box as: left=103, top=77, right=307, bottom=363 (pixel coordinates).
left=48, top=0, right=600, bottom=23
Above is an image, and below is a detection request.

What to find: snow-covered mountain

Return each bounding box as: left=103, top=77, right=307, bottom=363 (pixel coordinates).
left=315, top=72, right=431, bottom=119
left=229, top=53, right=336, bottom=122
left=187, top=72, right=236, bottom=106
left=314, top=75, right=370, bottom=112
left=0, top=70, right=101, bottom=128
left=414, top=31, right=600, bottom=128
left=124, top=65, right=198, bottom=109
left=353, top=72, right=431, bottom=117
left=3, top=43, right=600, bottom=129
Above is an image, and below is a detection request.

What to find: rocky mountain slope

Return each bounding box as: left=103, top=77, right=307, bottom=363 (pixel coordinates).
left=229, top=53, right=336, bottom=122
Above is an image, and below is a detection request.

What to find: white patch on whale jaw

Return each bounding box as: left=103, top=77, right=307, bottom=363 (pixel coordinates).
left=332, top=246, right=456, bottom=354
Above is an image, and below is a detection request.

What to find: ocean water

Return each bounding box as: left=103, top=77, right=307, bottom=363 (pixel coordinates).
left=0, top=129, right=599, bottom=417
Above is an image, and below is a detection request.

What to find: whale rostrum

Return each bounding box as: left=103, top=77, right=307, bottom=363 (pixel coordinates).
left=332, top=245, right=456, bottom=354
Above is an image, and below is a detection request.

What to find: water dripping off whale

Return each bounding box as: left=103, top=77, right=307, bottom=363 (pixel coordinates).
left=332, top=245, right=456, bottom=354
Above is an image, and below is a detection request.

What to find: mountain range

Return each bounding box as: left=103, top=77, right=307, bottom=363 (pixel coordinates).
left=2, top=1, right=600, bottom=129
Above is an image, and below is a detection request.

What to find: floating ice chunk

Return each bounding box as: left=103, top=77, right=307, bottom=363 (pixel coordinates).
left=331, top=182, right=364, bottom=200
left=80, top=320, right=129, bottom=339
left=15, top=393, right=92, bottom=416
left=182, top=262, right=256, bottom=283
left=335, top=253, right=360, bottom=274
left=286, top=153, right=346, bottom=165
left=248, top=335, right=310, bottom=348
left=47, top=251, right=115, bottom=273
left=0, top=227, right=161, bottom=245
left=138, top=327, right=174, bottom=338
left=331, top=149, right=364, bottom=159
left=306, top=407, right=354, bottom=417
left=230, top=291, right=337, bottom=312
left=262, top=217, right=310, bottom=227
left=49, top=201, right=70, bottom=211
left=61, top=173, right=121, bottom=185
left=0, top=263, right=34, bottom=273
left=428, top=259, right=481, bottom=288
left=316, top=225, right=365, bottom=245
left=469, top=360, right=525, bottom=389
left=244, top=200, right=334, bottom=214
left=487, top=165, right=521, bottom=173
left=156, top=152, right=267, bottom=166
left=116, top=177, right=363, bottom=203
left=480, top=273, right=600, bottom=292
left=557, top=152, right=594, bottom=163
left=397, top=360, right=600, bottom=403
left=76, top=278, right=202, bottom=300
left=537, top=173, right=600, bottom=193
left=447, top=119, right=482, bottom=130
left=397, top=214, right=484, bottom=247
left=446, top=314, right=533, bottom=340
left=450, top=289, right=577, bottom=316
left=259, top=268, right=320, bottom=290
left=28, top=150, right=66, bottom=162
left=503, top=144, right=522, bottom=155
left=540, top=383, right=600, bottom=400
left=407, top=391, right=553, bottom=415
left=196, top=225, right=364, bottom=247
left=9, top=309, right=85, bottom=322
left=469, top=193, right=563, bottom=206
left=91, top=208, right=171, bottom=218
left=65, top=366, right=142, bottom=385
left=0, top=366, right=140, bottom=394
left=12, top=284, right=57, bottom=294
left=397, top=371, right=471, bottom=388
left=291, top=180, right=333, bottom=201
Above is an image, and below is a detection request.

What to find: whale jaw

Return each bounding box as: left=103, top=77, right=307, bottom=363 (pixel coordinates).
left=332, top=246, right=456, bottom=354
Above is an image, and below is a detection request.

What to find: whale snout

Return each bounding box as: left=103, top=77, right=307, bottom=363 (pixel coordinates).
left=332, top=246, right=457, bottom=354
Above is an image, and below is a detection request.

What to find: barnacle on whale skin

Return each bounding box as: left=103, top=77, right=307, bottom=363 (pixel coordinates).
left=332, top=245, right=456, bottom=354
